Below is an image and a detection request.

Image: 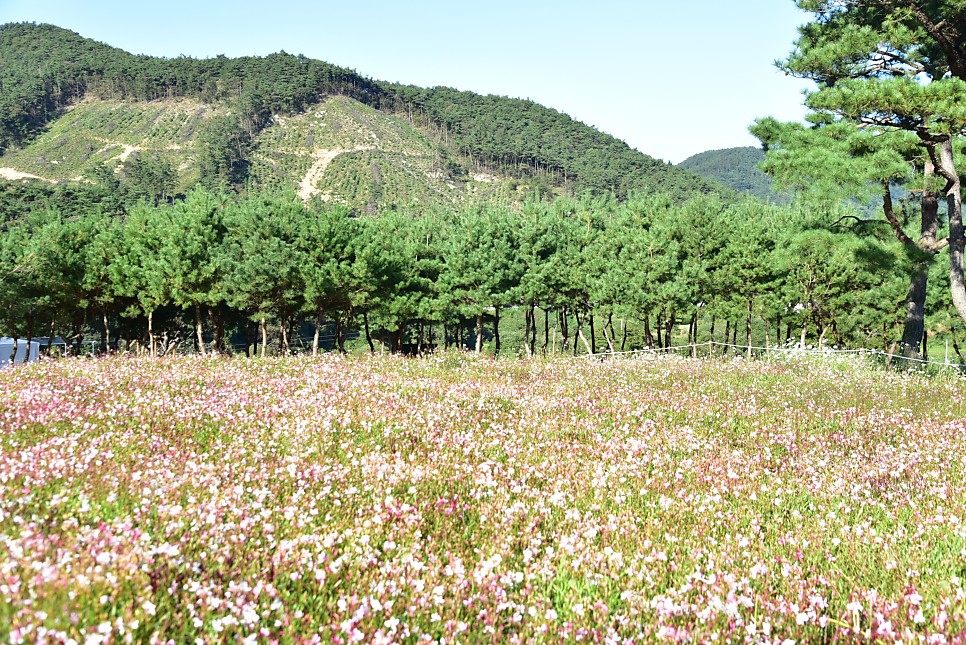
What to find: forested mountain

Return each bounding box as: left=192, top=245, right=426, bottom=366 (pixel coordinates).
left=386, top=85, right=729, bottom=200
left=678, top=147, right=786, bottom=203
left=0, top=22, right=732, bottom=207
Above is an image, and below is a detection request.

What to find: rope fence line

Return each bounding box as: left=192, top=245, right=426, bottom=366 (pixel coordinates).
left=583, top=341, right=966, bottom=370
left=206, top=336, right=966, bottom=371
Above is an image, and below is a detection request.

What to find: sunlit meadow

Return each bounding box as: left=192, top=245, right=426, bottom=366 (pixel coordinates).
left=1, top=352, right=965, bottom=643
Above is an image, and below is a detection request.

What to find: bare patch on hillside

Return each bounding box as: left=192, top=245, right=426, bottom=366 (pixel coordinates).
left=115, top=144, right=139, bottom=163
left=0, top=167, right=49, bottom=182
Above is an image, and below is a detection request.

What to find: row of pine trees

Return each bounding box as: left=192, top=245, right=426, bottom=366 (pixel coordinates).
left=3, top=186, right=960, bottom=359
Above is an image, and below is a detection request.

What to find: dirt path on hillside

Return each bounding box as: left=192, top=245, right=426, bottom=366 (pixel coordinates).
left=115, top=144, right=139, bottom=162
left=0, top=167, right=48, bottom=182
left=298, top=148, right=374, bottom=201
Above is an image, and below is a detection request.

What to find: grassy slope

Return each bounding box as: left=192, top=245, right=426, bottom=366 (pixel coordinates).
left=0, top=98, right=221, bottom=188
left=0, top=94, right=527, bottom=211
left=251, top=96, right=448, bottom=210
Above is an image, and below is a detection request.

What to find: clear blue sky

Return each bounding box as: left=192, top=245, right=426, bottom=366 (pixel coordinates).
left=0, top=0, right=813, bottom=163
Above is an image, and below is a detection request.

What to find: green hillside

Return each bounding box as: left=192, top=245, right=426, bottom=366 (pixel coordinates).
left=678, top=146, right=786, bottom=203
left=251, top=96, right=476, bottom=211
left=0, top=98, right=219, bottom=185
left=0, top=22, right=734, bottom=207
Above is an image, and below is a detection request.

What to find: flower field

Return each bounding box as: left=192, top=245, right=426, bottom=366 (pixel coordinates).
left=1, top=353, right=965, bottom=644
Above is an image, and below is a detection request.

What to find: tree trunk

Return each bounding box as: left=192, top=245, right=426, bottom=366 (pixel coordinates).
left=25, top=319, right=33, bottom=362
left=559, top=309, right=569, bottom=352
left=664, top=312, right=675, bottom=350
left=889, top=157, right=940, bottom=359
left=208, top=306, right=224, bottom=355
left=475, top=313, right=484, bottom=354
left=937, top=138, right=966, bottom=326
left=588, top=312, right=596, bottom=355
left=195, top=303, right=206, bottom=357
left=95, top=312, right=105, bottom=354
left=800, top=312, right=808, bottom=350
left=602, top=313, right=616, bottom=353
left=336, top=317, right=347, bottom=354
left=260, top=317, right=268, bottom=358
left=655, top=314, right=663, bottom=349
left=900, top=260, right=930, bottom=359
left=72, top=318, right=84, bottom=356
left=313, top=311, right=324, bottom=355
left=575, top=310, right=592, bottom=355
left=644, top=317, right=654, bottom=349
left=543, top=308, right=550, bottom=354
left=148, top=310, right=156, bottom=358
left=390, top=324, right=405, bottom=354
left=529, top=308, right=537, bottom=355
left=494, top=307, right=501, bottom=356
left=332, top=314, right=344, bottom=354
left=573, top=310, right=583, bottom=355
left=364, top=312, right=375, bottom=353
left=43, top=319, right=54, bottom=358
left=690, top=313, right=698, bottom=358
left=952, top=331, right=965, bottom=365
left=524, top=306, right=533, bottom=357
left=746, top=300, right=753, bottom=359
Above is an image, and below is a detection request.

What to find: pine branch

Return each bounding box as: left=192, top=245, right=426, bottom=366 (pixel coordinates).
left=880, top=179, right=916, bottom=247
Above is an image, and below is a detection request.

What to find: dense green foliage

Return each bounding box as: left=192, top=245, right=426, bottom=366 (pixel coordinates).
left=3, top=180, right=950, bottom=359
left=0, top=22, right=728, bottom=203
left=678, top=146, right=786, bottom=203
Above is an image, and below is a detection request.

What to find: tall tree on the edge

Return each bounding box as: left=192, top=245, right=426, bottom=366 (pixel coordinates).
left=751, top=117, right=943, bottom=358
left=765, top=1, right=966, bottom=351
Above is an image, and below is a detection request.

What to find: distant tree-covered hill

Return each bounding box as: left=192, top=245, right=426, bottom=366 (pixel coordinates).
left=678, top=147, right=785, bottom=203
left=0, top=22, right=734, bottom=207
